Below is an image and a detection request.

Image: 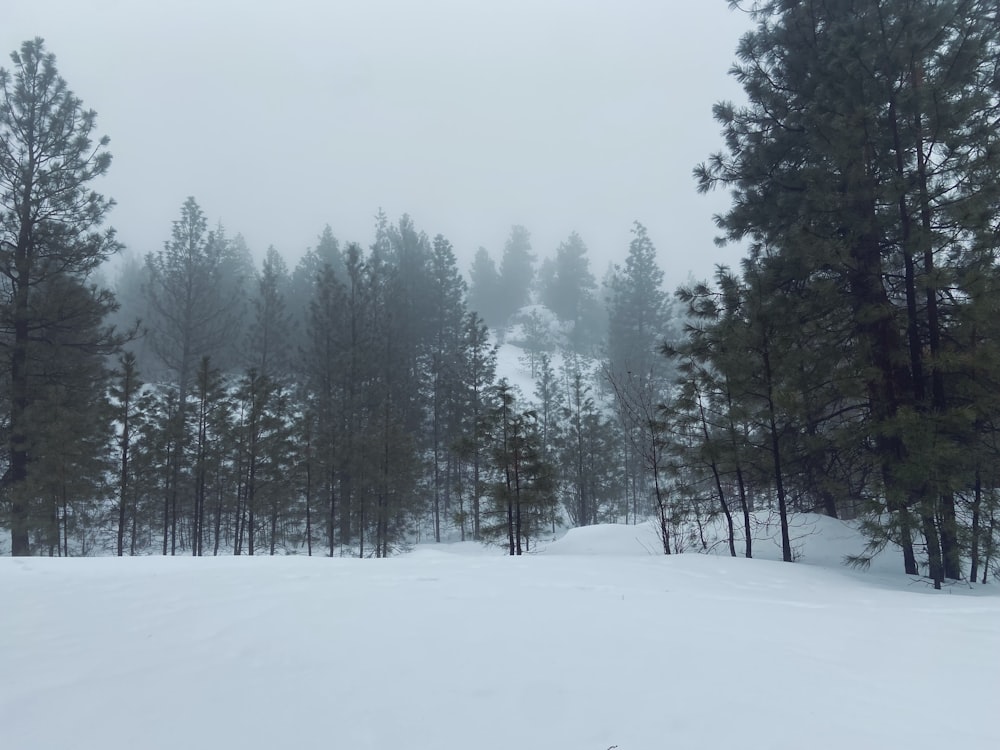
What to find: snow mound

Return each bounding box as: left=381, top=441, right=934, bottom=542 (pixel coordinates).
left=536, top=512, right=933, bottom=583
left=538, top=521, right=664, bottom=556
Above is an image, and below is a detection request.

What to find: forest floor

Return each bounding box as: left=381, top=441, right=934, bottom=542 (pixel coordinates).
left=2, top=514, right=998, bottom=750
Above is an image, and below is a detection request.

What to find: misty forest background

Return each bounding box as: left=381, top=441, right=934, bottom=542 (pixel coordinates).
left=3, top=1, right=1000, bottom=589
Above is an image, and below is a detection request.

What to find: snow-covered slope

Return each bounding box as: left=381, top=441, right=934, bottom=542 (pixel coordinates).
left=2, top=523, right=998, bottom=750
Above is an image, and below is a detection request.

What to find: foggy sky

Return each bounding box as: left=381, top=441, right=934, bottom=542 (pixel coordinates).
left=4, top=0, right=752, bottom=287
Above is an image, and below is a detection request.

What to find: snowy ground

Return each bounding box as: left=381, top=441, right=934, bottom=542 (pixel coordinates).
left=3, top=517, right=998, bottom=750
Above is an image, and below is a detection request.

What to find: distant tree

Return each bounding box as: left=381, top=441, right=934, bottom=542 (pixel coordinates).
left=607, top=222, right=670, bottom=384
left=511, top=306, right=559, bottom=378
left=426, top=234, right=468, bottom=542
left=144, top=198, right=245, bottom=554
left=0, top=39, right=124, bottom=555
left=497, top=225, right=535, bottom=322
left=540, top=232, right=601, bottom=351
left=532, top=353, right=563, bottom=464
left=109, top=251, right=152, bottom=364
left=248, top=246, right=293, bottom=379
left=144, top=197, right=242, bottom=399
left=468, top=246, right=504, bottom=328
left=385, top=214, right=435, bottom=433
left=215, top=231, right=255, bottom=371
left=558, top=363, right=618, bottom=528
left=288, top=225, right=344, bottom=354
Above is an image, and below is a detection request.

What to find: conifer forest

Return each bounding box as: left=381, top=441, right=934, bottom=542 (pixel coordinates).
left=2, top=0, right=1000, bottom=591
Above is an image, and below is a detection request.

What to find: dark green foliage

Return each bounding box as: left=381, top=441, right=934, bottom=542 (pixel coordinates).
left=482, top=381, right=557, bottom=554
left=452, top=311, right=499, bottom=541
left=425, top=235, right=468, bottom=542
left=0, top=39, right=124, bottom=555
left=687, top=0, right=1000, bottom=582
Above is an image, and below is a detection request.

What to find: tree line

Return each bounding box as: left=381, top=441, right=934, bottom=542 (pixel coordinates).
left=0, top=39, right=678, bottom=558
left=4, top=0, right=1000, bottom=589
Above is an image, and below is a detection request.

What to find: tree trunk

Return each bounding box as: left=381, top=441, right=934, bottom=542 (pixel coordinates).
left=699, top=390, right=735, bottom=557
left=9, top=216, right=33, bottom=557
left=760, top=341, right=792, bottom=563
left=970, top=469, right=982, bottom=584
left=922, top=511, right=944, bottom=589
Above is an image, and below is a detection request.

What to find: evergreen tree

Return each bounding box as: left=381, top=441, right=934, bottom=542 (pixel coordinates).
left=532, top=352, right=563, bottom=469
left=558, top=364, right=618, bottom=528
left=426, top=234, right=468, bottom=542
left=288, top=225, right=344, bottom=355
left=0, top=39, right=123, bottom=555
left=144, top=198, right=245, bottom=554
left=454, top=311, right=499, bottom=541
left=496, top=225, right=535, bottom=322
left=607, top=222, right=670, bottom=384
left=696, top=0, right=1000, bottom=584
left=468, top=246, right=504, bottom=328
left=248, top=246, right=293, bottom=379
left=540, top=232, right=602, bottom=351
left=302, top=261, right=349, bottom=554
left=190, top=356, right=229, bottom=556
left=484, top=381, right=556, bottom=554
left=144, top=197, right=242, bottom=396
left=22, top=281, right=115, bottom=555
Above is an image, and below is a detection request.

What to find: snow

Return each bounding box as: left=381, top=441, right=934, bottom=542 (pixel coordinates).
left=3, top=520, right=999, bottom=750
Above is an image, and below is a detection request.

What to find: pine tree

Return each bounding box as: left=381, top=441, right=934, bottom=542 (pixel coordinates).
left=143, top=198, right=245, bottom=555
left=22, top=288, right=115, bottom=555
left=696, top=0, right=1000, bottom=584
left=607, top=222, right=670, bottom=385
left=497, top=225, right=535, bottom=322
left=558, top=364, right=617, bottom=528
left=191, top=356, right=229, bottom=556
left=0, top=39, right=123, bottom=555
left=540, top=232, right=602, bottom=352
left=485, top=381, right=556, bottom=554
left=288, top=225, right=344, bottom=355
left=426, top=234, right=468, bottom=542
left=302, top=261, right=348, bottom=554
left=111, top=352, right=142, bottom=556
left=454, top=311, right=498, bottom=541
left=248, top=246, right=293, bottom=379
left=468, top=246, right=504, bottom=328
left=144, top=197, right=243, bottom=395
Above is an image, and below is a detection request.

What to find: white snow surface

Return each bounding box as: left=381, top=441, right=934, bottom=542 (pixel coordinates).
left=3, top=518, right=999, bottom=750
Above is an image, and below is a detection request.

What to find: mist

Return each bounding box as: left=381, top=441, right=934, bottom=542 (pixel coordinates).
left=4, top=0, right=750, bottom=285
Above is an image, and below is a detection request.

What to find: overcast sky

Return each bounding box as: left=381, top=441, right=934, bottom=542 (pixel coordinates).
left=5, top=0, right=752, bottom=287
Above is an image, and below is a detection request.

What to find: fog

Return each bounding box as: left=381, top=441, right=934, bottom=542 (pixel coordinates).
left=5, top=0, right=751, bottom=286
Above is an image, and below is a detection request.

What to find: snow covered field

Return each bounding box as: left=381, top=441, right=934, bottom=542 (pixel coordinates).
left=3, top=519, right=998, bottom=750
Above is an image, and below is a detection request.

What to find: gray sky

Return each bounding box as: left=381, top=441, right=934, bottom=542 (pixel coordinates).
left=5, top=0, right=751, bottom=288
